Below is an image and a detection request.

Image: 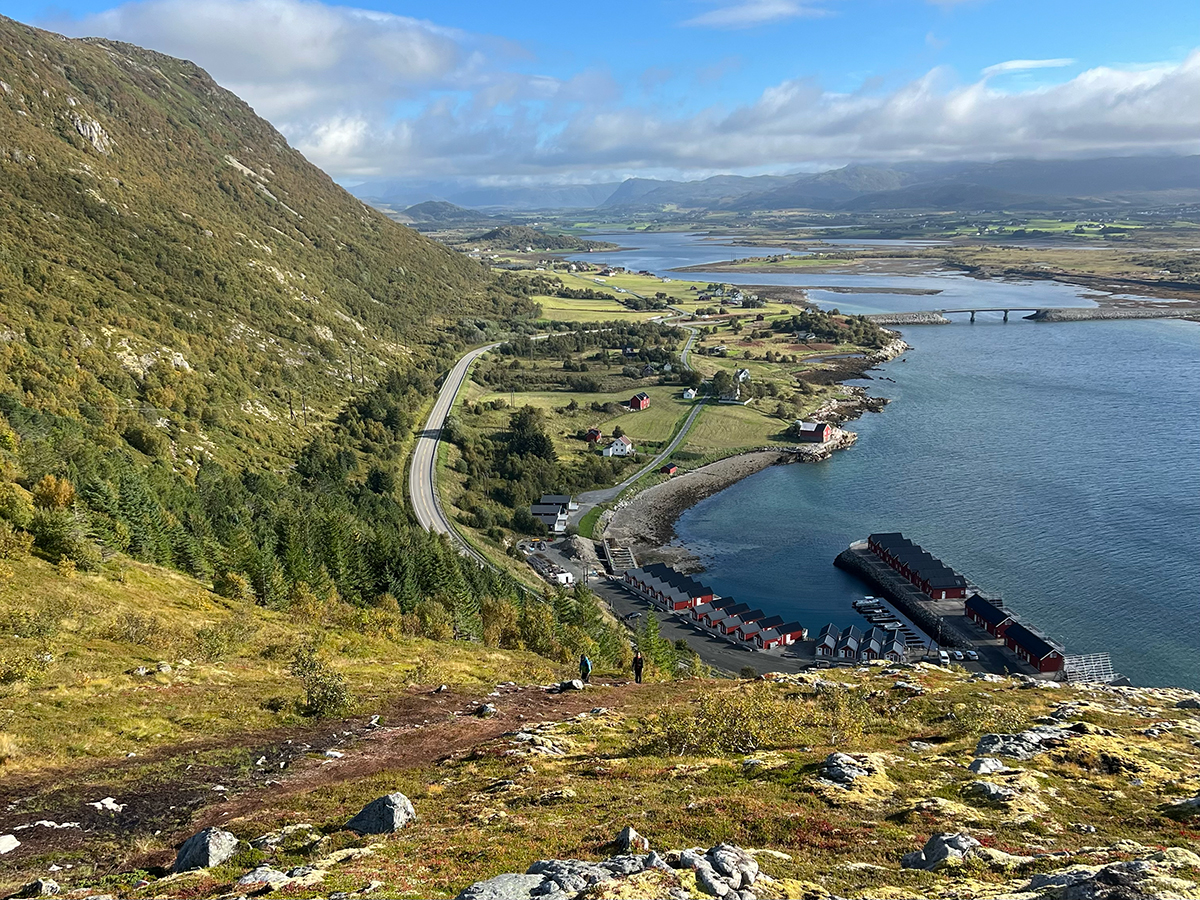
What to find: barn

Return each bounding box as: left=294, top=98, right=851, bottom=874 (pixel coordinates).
left=630, top=392, right=651, bottom=411
left=966, top=594, right=1013, bottom=636
left=1003, top=622, right=1065, bottom=673
left=794, top=421, right=832, bottom=443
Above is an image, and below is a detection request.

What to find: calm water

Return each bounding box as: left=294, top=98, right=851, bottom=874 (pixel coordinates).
left=573, top=233, right=1200, bottom=689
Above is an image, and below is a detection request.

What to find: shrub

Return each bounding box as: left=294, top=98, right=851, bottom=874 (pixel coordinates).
left=122, top=423, right=169, bottom=457
left=818, top=685, right=872, bottom=746
left=195, top=619, right=254, bottom=661
left=31, top=474, right=75, bottom=510
left=289, top=646, right=353, bottom=717
left=0, top=732, right=18, bottom=765
left=0, top=484, right=34, bottom=529
left=0, top=652, right=51, bottom=686
left=213, top=570, right=255, bottom=603
left=739, top=665, right=758, bottom=680
left=56, top=556, right=77, bottom=579
left=4, top=608, right=59, bottom=640
left=0, top=520, right=33, bottom=559
left=29, top=510, right=102, bottom=570
left=634, top=684, right=803, bottom=756
left=107, top=611, right=168, bottom=648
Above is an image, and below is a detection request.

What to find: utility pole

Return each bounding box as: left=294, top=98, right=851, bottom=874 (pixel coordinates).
left=301, top=390, right=308, bottom=428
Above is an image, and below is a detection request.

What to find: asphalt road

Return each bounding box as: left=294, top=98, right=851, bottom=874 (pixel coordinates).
left=408, top=342, right=500, bottom=563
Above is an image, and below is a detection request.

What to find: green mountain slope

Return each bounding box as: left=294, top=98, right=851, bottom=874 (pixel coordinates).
left=0, top=15, right=506, bottom=467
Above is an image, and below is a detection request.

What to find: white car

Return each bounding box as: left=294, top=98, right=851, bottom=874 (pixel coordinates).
left=952, top=650, right=965, bottom=661
left=965, top=650, right=979, bottom=661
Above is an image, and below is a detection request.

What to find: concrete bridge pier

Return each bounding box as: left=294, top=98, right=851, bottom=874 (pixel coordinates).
left=969, top=311, right=976, bottom=323
left=1003, top=309, right=1009, bottom=322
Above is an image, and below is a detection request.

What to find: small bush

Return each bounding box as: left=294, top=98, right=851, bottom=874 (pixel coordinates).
left=4, top=608, right=59, bottom=640
left=289, top=646, right=353, bottom=717
left=0, top=652, right=51, bottom=686
left=56, top=556, right=77, bottom=579
left=0, top=732, right=18, bottom=765
left=194, top=619, right=254, bottom=661
left=107, top=611, right=168, bottom=647
left=0, top=520, right=34, bottom=559
left=633, top=684, right=803, bottom=756
left=739, top=665, right=758, bottom=680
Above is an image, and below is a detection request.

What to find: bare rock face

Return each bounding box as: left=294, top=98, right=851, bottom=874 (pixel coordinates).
left=70, top=113, right=113, bottom=154
left=173, top=827, right=240, bottom=872
left=345, top=792, right=417, bottom=834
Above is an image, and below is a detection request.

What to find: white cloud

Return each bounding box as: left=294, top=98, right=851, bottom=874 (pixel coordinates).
left=983, top=58, right=1075, bottom=78
left=683, top=0, right=826, bottom=28
left=51, top=0, right=1200, bottom=183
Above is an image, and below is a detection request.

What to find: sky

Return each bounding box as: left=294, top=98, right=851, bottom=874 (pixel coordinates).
left=11, top=0, right=1200, bottom=187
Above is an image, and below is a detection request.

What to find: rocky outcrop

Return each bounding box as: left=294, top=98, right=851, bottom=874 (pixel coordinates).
left=975, top=724, right=1079, bottom=760
left=456, top=842, right=766, bottom=900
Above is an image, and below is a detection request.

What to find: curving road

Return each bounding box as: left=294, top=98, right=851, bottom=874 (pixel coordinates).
left=408, top=342, right=499, bottom=564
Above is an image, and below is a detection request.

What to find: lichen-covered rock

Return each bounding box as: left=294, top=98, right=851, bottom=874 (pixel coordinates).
left=900, top=832, right=982, bottom=871
left=962, top=780, right=1018, bottom=804
left=455, top=872, right=545, bottom=900
left=236, top=866, right=291, bottom=887
left=975, top=724, right=1075, bottom=760
left=817, top=752, right=869, bottom=786
left=345, top=792, right=416, bottom=834
left=616, top=825, right=649, bottom=853
left=173, top=827, right=239, bottom=872
left=968, top=757, right=1007, bottom=775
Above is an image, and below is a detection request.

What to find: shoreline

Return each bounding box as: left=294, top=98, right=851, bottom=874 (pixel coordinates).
left=602, top=337, right=907, bottom=571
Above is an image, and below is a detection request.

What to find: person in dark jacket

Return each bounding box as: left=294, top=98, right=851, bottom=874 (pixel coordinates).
left=579, top=654, right=592, bottom=684
left=632, top=651, right=644, bottom=684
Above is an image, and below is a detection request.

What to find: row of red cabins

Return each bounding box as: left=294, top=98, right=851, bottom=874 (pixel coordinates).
left=622, top=563, right=806, bottom=650
left=866, top=533, right=969, bottom=600
left=965, top=594, right=1065, bottom=672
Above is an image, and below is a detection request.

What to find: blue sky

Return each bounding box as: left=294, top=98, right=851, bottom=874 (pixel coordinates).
left=13, top=0, right=1200, bottom=184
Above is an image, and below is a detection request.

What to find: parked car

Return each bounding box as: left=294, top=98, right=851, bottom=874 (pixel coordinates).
left=965, top=650, right=979, bottom=661
left=952, top=650, right=965, bottom=661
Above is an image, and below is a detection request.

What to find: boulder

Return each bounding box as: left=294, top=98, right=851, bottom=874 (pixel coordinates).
left=709, top=843, right=759, bottom=890
left=695, top=865, right=730, bottom=896
left=236, top=866, right=291, bottom=888
left=968, top=757, right=1007, bottom=775
left=817, top=752, right=869, bottom=786
left=455, top=873, right=546, bottom=900
left=901, top=832, right=982, bottom=871
left=962, top=780, right=1018, bottom=804
left=1176, top=698, right=1200, bottom=710
left=250, top=823, right=322, bottom=852
left=173, top=827, right=240, bottom=872
left=12, top=879, right=60, bottom=897
left=0, top=834, right=20, bottom=855
left=976, top=724, right=1073, bottom=760
left=559, top=679, right=585, bottom=692
left=909, top=741, right=935, bottom=751
left=345, top=792, right=417, bottom=834
left=616, top=825, right=650, bottom=853
left=1166, top=795, right=1200, bottom=817
left=476, top=703, right=498, bottom=718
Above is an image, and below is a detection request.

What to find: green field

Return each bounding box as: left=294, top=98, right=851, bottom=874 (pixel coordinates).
left=531, top=293, right=661, bottom=323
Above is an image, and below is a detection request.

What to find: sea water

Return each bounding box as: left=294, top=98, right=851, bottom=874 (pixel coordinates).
left=570, top=232, right=1200, bottom=689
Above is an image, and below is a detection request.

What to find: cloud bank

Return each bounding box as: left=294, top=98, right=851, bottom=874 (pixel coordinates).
left=60, top=0, right=1200, bottom=183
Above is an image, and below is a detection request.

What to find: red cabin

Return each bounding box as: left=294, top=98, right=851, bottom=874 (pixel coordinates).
left=1003, top=622, right=1065, bottom=673
left=630, top=392, right=651, bottom=411
left=661, top=463, right=678, bottom=476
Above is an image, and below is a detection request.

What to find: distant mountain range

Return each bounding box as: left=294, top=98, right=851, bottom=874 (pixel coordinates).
left=351, top=156, right=1200, bottom=214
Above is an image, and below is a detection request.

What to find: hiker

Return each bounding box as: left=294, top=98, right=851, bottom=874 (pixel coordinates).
left=632, top=651, right=644, bottom=684
left=579, top=653, right=592, bottom=684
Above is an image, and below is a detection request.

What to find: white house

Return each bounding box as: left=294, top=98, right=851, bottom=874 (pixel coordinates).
left=734, top=368, right=751, bottom=383
left=602, top=435, right=636, bottom=457
left=682, top=388, right=697, bottom=400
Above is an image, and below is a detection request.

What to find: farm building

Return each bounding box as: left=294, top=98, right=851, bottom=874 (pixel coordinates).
left=603, top=435, right=636, bottom=457
left=965, top=594, right=1013, bottom=636
left=682, top=388, right=697, bottom=400
left=1003, top=622, right=1065, bottom=673
left=734, top=368, right=751, bottom=383
left=585, top=428, right=602, bottom=445
left=661, top=463, right=678, bottom=476
left=794, top=421, right=832, bottom=443
left=630, top=392, right=651, bottom=410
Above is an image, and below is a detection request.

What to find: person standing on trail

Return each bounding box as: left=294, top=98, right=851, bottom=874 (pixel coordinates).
left=632, top=651, right=644, bottom=684
left=579, top=653, right=593, bottom=684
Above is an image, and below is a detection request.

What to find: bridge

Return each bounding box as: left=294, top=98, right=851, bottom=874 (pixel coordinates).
left=937, top=307, right=1039, bottom=322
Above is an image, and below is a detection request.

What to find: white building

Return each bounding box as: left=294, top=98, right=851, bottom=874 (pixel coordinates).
left=682, top=388, right=697, bottom=400
left=602, top=435, right=636, bottom=457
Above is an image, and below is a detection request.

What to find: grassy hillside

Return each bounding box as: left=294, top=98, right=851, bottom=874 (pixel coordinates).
left=0, top=15, right=523, bottom=469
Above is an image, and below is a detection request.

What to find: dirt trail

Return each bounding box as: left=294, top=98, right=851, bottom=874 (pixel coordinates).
left=0, top=682, right=632, bottom=878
